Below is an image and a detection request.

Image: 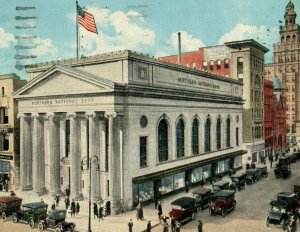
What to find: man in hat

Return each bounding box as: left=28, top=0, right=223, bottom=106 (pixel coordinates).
left=197, top=219, right=203, bottom=232
left=128, top=219, right=133, bottom=232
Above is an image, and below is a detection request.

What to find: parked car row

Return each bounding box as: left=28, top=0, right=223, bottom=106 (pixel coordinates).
left=0, top=196, right=75, bottom=232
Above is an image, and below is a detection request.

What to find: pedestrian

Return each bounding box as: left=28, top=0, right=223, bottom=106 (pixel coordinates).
left=65, top=197, right=70, bottom=209
left=76, top=202, right=80, bottom=215
left=157, top=201, right=163, bottom=219
left=146, top=221, right=151, bottom=232
left=98, top=206, right=104, bottom=221
left=163, top=224, right=169, bottom=232
left=185, top=180, right=190, bottom=193
left=51, top=202, right=56, bottom=210
left=270, top=155, right=273, bottom=168
left=175, top=222, right=181, bottom=232
left=136, top=202, right=144, bottom=220
left=128, top=219, right=133, bottom=232
left=171, top=217, right=176, bottom=232
left=70, top=199, right=76, bottom=217
left=197, top=220, right=203, bottom=232
left=106, top=200, right=111, bottom=215
left=93, top=203, right=98, bottom=219
left=65, top=185, right=70, bottom=198
left=55, top=194, right=60, bottom=207
left=154, top=195, right=158, bottom=209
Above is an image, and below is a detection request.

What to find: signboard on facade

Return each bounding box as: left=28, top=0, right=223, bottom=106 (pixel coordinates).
left=0, top=154, right=13, bottom=160
left=204, top=46, right=231, bottom=60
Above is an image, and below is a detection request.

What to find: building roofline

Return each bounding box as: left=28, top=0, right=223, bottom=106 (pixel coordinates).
left=25, top=50, right=243, bottom=86
left=0, top=73, right=21, bottom=80
left=225, top=39, right=269, bottom=53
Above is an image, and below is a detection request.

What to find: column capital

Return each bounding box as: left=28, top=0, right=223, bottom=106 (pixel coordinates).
left=104, top=111, right=117, bottom=118
left=17, top=113, right=31, bottom=119
left=85, top=111, right=97, bottom=119
left=66, top=112, right=77, bottom=119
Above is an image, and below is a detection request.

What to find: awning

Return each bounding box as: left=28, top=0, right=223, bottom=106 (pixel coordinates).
left=132, top=150, right=247, bottom=184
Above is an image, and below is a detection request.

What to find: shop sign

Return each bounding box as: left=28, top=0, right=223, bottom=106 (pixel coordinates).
left=0, top=154, right=13, bottom=160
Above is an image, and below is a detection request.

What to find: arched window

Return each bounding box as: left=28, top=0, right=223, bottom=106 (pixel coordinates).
left=286, top=35, right=291, bottom=43
left=226, top=118, right=231, bottom=147
left=176, top=119, right=185, bottom=158
left=216, top=118, right=221, bottom=150
left=192, top=119, right=199, bottom=155
left=158, top=119, right=168, bottom=162
left=205, top=118, right=211, bottom=152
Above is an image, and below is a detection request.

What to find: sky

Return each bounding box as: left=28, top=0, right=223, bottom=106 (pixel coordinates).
left=0, top=0, right=299, bottom=79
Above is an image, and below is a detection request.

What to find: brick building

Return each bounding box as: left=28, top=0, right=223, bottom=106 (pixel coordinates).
left=264, top=0, right=300, bottom=144
left=264, top=77, right=287, bottom=159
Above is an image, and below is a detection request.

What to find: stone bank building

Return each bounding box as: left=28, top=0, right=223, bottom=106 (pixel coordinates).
left=14, top=51, right=245, bottom=212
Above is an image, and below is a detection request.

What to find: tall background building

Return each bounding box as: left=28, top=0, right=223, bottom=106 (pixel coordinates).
left=265, top=0, right=300, bottom=144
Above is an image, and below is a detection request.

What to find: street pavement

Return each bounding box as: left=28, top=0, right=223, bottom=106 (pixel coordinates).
left=0, top=158, right=299, bottom=232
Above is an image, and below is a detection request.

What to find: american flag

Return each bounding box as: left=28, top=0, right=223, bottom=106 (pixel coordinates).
left=77, top=3, right=97, bottom=34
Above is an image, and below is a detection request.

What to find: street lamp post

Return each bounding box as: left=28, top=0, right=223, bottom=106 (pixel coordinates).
left=81, top=155, right=99, bottom=232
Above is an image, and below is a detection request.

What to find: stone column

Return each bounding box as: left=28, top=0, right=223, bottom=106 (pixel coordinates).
left=86, top=112, right=101, bottom=202
left=105, top=112, right=117, bottom=212
left=99, top=119, right=107, bottom=200
left=69, top=113, right=83, bottom=200
left=18, top=113, right=32, bottom=191
left=32, top=113, right=46, bottom=195
left=48, top=113, right=61, bottom=196
left=59, top=115, right=66, bottom=159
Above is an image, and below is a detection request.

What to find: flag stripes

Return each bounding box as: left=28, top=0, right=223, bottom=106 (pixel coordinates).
left=77, top=3, right=97, bottom=34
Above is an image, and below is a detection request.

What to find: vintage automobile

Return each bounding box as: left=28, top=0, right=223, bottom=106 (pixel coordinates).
left=208, top=190, right=236, bottom=217
left=212, top=180, right=230, bottom=193
left=277, top=192, right=299, bottom=213
left=266, top=200, right=289, bottom=229
left=38, top=209, right=75, bottom=232
left=0, top=196, right=22, bottom=221
left=274, top=164, right=291, bottom=179
left=192, top=187, right=213, bottom=212
left=229, top=172, right=246, bottom=191
left=255, top=164, right=268, bottom=177
left=12, top=201, right=48, bottom=229
left=168, top=197, right=197, bottom=224
left=245, top=169, right=261, bottom=184
left=277, top=156, right=291, bottom=167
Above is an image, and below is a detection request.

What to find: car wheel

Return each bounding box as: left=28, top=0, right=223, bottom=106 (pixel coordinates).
left=55, top=227, right=61, bottom=232
left=221, top=209, right=227, bottom=217
left=29, top=219, right=35, bottom=229
left=38, top=222, right=44, bottom=231
left=69, top=224, right=75, bottom=232
left=2, top=212, right=6, bottom=221
left=12, top=215, right=18, bottom=223
left=191, top=212, right=196, bottom=220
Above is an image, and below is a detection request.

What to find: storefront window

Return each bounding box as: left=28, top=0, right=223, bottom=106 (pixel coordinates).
left=224, top=159, right=230, bottom=172
left=174, top=172, right=185, bottom=190
left=132, top=181, right=154, bottom=204
left=160, top=175, right=174, bottom=194
left=0, top=161, right=10, bottom=172
left=217, top=160, right=225, bottom=173
left=202, top=164, right=211, bottom=178
left=191, top=167, right=203, bottom=183
left=234, top=156, right=242, bottom=168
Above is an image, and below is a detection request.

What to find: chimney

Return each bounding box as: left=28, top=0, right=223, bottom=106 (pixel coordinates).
left=178, top=32, right=181, bottom=65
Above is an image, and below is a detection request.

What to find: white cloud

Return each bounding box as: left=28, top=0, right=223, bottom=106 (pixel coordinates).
left=0, top=27, right=14, bottom=48
left=218, top=24, right=278, bottom=47
left=70, top=7, right=155, bottom=56
left=169, top=31, right=206, bottom=52
left=31, top=37, right=58, bottom=58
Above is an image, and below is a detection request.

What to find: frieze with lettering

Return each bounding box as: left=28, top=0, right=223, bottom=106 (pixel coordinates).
left=32, top=97, right=94, bottom=106
left=177, top=77, right=220, bottom=89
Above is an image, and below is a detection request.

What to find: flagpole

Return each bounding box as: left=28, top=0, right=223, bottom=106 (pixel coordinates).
left=76, top=1, right=79, bottom=60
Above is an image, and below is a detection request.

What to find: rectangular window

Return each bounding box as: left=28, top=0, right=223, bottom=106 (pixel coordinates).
left=0, top=108, right=8, bottom=124
left=224, top=59, right=229, bottom=68
left=139, top=136, right=147, bottom=167
left=217, top=60, right=221, bottom=69
left=236, top=128, right=239, bottom=146
left=1, top=134, right=9, bottom=151
left=202, top=61, right=207, bottom=70
left=0, top=161, right=10, bottom=172
left=210, top=60, right=214, bottom=70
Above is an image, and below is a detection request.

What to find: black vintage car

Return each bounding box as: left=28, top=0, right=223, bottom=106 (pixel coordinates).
left=277, top=192, right=299, bottom=213
left=38, top=209, right=75, bottom=232
left=0, top=196, right=22, bottom=221
left=192, top=187, right=213, bottom=212
left=212, top=180, right=230, bottom=193
left=245, top=169, right=261, bottom=184
left=274, top=163, right=291, bottom=179
left=208, top=190, right=236, bottom=217
left=266, top=200, right=289, bottom=229
left=12, top=201, right=48, bottom=229
left=255, top=164, right=268, bottom=177
left=229, top=172, right=246, bottom=191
